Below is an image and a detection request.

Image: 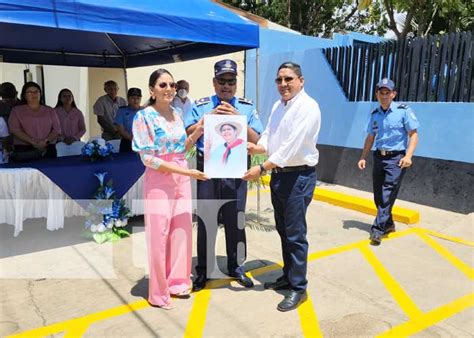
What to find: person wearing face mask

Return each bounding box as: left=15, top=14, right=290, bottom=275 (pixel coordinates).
left=185, top=59, right=263, bottom=292
left=114, top=87, right=142, bottom=152
left=171, top=80, right=193, bottom=121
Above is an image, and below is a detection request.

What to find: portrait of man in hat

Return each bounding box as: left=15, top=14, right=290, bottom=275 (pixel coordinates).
left=203, top=114, right=247, bottom=178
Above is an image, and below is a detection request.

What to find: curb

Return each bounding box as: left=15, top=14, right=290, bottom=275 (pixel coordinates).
left=260, top=175, right=419, bottom=224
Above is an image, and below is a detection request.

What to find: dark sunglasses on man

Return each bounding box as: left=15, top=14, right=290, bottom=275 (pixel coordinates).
left=275, top=76, right=297, bottom=84
left=216, top=78, right=237, bottom=86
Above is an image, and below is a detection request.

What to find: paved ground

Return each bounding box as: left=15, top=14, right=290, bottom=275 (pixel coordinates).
left=0, top=184, right=473, bottom=337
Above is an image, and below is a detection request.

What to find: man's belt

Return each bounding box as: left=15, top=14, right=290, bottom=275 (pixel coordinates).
left=272, top=165, right=316, bottom=174
left=376, top=149, right=405, bottom=156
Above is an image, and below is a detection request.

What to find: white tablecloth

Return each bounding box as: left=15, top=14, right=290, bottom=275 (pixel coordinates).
left=0, top=168, right=144, bottom=236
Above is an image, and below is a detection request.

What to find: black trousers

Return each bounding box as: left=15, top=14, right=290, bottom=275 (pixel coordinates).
left=371, top=152, right=406, bottom=236
left=119, top=139, right=133, bottom=153
left=195, top=152, right=248, bottom=278
left=270, top=168, right=317, bottom=292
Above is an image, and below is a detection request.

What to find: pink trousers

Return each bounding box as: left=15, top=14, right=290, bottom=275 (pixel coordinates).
left=144, top=153, right=192, bottom=307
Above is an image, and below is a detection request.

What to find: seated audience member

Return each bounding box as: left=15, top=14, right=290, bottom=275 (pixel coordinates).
left=171, top=80, right=193, bottom=120
left=54, top=88, right=86, bottom=145
left=93, top=80, right=127, bottom=140
left=0, top=82, right=20, bottom=120
left=8, top=82, right=61, bottom=158
left=114, top=87, right=142, bottom=153
left=0, top=116, right=9, bottom=163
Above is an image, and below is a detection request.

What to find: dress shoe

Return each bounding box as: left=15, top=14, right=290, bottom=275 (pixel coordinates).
left=277, top=290, right=307, bottom=312
left=234, top=274, right=254, bottom=288
left=264, top=276, right=290, bottom=290
left=370, top=233, right=382, bottom=246
left=192, top=275, right=207, bottom=292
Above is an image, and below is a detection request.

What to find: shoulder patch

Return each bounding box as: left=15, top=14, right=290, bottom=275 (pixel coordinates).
left=238, top=97, right=253, bottom=105
left=397, top=104, right=408, bottom=109
left=195, top=97, right=211, bottom=106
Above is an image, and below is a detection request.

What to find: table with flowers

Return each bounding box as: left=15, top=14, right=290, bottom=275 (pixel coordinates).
left=0, top=152, right=145, bottom=236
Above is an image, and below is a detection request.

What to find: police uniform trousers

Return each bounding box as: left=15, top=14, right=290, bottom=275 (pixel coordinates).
left=371, top=151, right=406, bottom=236
left=195, top=151, right=247, bottom=278
left=270, top=167, right=317, bottom=292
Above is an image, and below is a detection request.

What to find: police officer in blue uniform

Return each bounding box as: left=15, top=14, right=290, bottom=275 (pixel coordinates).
left=185, top=59, right=263, bottom=291
left=358, top=78, right=419, bottom=246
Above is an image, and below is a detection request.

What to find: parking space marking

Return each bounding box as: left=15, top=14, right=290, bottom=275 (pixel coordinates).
left=360, top=245, right=423, bottom=319
left=298, top=291, right=323, bottom=338
left=422, top=228, right=474, bottom=247
left=377, top=292, right=474, bottom=337
left=416, top=229, right=474, bottom=279
left=183, top=289, right=212, bottom=338
left=7, top=227, right=472, bottom=338
left=7, top=300, right=149, bottom=338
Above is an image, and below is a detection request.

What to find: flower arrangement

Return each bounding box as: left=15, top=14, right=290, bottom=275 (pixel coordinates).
left=84, top=172, right=131, bottom=244
left=81, top=139, right=114, bottom=161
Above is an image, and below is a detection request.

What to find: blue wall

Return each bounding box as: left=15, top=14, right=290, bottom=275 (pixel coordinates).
left=245, top=29, right=474, bottom=164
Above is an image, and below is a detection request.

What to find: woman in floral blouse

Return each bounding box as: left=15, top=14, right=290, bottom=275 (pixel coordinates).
left=132, top=69, right=207, bottom=309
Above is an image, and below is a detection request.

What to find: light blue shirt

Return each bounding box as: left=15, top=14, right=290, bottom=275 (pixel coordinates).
left=367, top=102, right=419, bottom=151
left=185, top=95, right=263, bottom=152
left=114, top=106, right=139, bottom=134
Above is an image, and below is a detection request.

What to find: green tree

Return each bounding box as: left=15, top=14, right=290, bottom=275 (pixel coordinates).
left=222, top=0, right=386, bottom=37
left=355, top=0, right=472, bottom=39
left=222, top=0, right=472, bottom=39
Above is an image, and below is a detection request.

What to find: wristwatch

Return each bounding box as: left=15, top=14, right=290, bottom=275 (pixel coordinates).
left=259, top=164, right=267, bottom=176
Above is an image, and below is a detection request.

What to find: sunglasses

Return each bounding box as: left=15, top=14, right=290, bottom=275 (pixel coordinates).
left=216, top=78, right=237, bottom=86
left=158, top=82, right=177, bottom=89
left=275, top=76, right=297, bottom=84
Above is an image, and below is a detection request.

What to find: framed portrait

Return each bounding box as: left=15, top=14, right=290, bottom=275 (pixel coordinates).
left=204, top=114, right=247, bottom=178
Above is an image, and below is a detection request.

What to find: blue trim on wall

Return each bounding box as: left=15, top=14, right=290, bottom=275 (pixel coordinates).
left=246, top=29, right=474, bottom=164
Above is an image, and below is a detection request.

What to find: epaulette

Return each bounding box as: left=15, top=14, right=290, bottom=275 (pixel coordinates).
left=195, top=97, right=211, bottom=106
left=238, top=97, right=253, bottom=105
left=371, top=108, right=378, bottom=114
left=397, top=104, right=409, bottom=109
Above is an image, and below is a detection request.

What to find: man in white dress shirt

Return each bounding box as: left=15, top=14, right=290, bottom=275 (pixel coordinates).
left=244, top=61, right=321, bottom=312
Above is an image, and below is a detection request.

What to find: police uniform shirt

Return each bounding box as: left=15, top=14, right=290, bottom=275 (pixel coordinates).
left=367, top=102, right=419, bottom=151
left=184, top=95, right=263, bottom=152
left=114, top=106, right=141, bottom=134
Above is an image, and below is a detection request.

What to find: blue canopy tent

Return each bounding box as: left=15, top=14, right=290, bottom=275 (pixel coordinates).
left=0, top=0, right=259, bottom=68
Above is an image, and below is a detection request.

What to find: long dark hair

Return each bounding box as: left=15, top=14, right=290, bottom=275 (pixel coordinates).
left=148, top=68, right=174, bottom=105
left=55, top=88, right=77, bottom=108
left=20, top=81, right=44, bottom=105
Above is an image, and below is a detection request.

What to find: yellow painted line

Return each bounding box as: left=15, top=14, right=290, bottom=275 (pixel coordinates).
left=298, top=291, right=323, bottom=338
left=378, top=293, right=474, bottom=337
left=260, top=175, right=419, bottom=224
left=360, top=246, right=423, bottom=319
left=415, top=229, right=474, bottom=279
left=423, top=228, right=474, bottom=247
left=7, top=300, right=150, bottom=338
left=183, top=289, right=212, bottom=338
left=63, top=324, right=90, bottom=337
left=8, top=228, right=416, bottom=338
